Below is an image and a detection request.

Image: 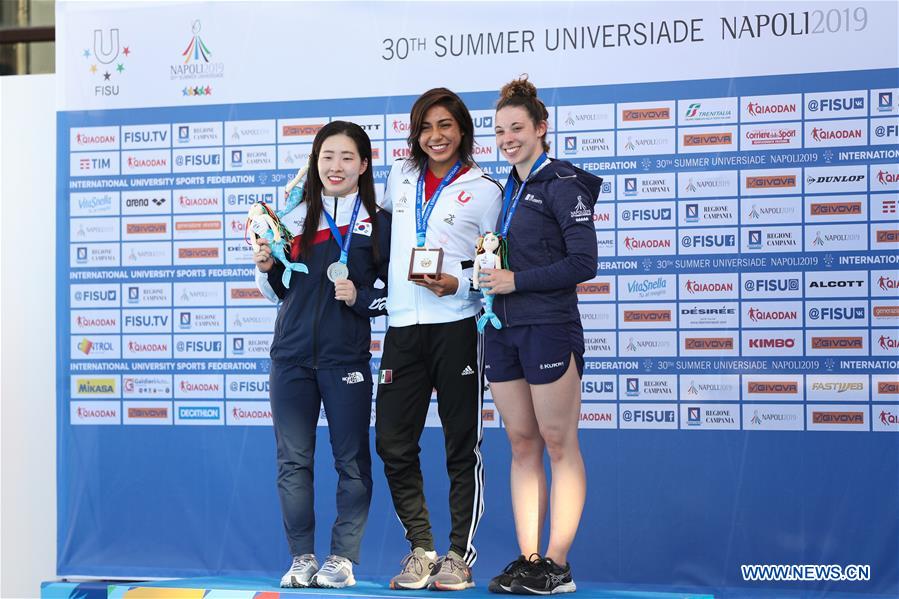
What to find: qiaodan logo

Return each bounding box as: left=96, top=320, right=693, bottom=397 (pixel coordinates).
left=171, top=19, right=224, bottom=96
left=81, top=28, right=131, bottom=97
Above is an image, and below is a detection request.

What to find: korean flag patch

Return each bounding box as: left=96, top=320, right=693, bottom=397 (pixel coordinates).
left=354, top=221, right=373, bottom=237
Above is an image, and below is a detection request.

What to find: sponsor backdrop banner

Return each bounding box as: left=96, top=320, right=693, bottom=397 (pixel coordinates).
left=56, top=1, right=898, bottom=594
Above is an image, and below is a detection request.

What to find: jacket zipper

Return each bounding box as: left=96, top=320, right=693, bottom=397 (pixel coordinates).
left=311, top=198, right=338, bottom=369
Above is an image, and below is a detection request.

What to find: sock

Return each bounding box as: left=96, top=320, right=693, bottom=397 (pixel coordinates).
left=425, top=550, right=438, bottom=560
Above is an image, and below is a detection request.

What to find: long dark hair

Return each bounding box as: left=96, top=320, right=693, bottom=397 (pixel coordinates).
left=299, top=121, right=379, bottom=261
left=406, top=87, right=475, bottom=173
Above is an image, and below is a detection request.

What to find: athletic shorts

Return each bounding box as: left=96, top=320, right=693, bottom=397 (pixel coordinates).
left=484, top=321, right=585, bottom=385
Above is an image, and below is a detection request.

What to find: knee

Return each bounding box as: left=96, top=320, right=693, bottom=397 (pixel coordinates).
left=507, top=431, right=544, bottom=463
left=538, top=425, right=571, bottom=463
left=375, top=436, right=410, bottom=469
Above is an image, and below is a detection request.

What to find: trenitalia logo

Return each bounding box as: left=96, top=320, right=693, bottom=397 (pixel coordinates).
left=748, top=382, right=798, bottom=394
left=623, top=310, right=671, bottom=322
left=685, top=280, right=732, bottom=294
left=622, top=108, right=670, bottom=121
left=684, top=337, right=734, bottom=350
left=812, top=411, right=864, bottom=424
left=683, top=132, right=733, bottom=146
left=877, top=170, right=899, bottom=186
left=282, top=124, right=324, bottom=137
left=178, top=247, right=219, bottom=258
left=126, top=223, right=168, bottom=234
left=810, top=127, right=863, bottom=141
left=879, top=382, right=899, bottom=394
left=746, top=101, right=796, bottom=116
left=745, top=175, right=796, bottom=189
left=811, top=336, right=864, bottom=349
left=576, top=282, right=611, bottom=294
left=876, top=230, right=899, bottom=243
left=810, top=202, right=862, bottom=216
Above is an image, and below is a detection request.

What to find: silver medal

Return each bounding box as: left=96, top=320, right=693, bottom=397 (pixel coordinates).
left=327, top=261, right=349, bottom=282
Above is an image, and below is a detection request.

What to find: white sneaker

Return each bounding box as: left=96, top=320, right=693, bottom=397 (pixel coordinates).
left=312, top=554, right=356, bottom=588
left=280, top=553, right=319, bottom=588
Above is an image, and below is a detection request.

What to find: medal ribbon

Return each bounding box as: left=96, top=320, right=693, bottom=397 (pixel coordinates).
left=415, top=160, right=462, bottom=247
left=499, top=153, right=548, bottom=237
left=322, top=195, right=363, bottom=265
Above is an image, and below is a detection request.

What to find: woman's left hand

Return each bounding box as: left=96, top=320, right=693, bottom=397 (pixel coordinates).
left=478, top=268, right=516, bottom=295
left=334, top=279, right=357, bottom=306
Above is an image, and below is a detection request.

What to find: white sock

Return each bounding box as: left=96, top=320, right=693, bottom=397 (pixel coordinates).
left=425, top=550, right=438, bottom=560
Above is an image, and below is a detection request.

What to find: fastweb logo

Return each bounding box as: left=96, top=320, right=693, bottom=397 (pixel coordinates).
left=741, top=564, right=870, bottom=582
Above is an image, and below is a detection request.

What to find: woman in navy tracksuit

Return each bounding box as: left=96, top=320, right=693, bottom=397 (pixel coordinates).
left=478, top=77, right=603, bottom=595
left=253, top=121, right=390, bottom=589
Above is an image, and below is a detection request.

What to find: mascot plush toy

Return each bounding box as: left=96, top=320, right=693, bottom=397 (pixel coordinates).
left=246, top=166, right=310, bottom=288
left=473, top=231, right=504, bottom=332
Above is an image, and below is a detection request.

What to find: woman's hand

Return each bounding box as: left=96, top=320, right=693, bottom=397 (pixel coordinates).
left=253, top=238, right=274, bottom=273
left=334, top=278, right=357, bottom=306
left=413, top=273, right=459, bottom=297
left=478, top=268, right=516, bottom=295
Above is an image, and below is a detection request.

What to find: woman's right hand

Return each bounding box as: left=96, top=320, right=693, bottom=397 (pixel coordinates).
left=254, top=237, right=275, bottom=273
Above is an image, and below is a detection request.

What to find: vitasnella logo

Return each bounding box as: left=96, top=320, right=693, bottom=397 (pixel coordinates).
left=80, top=28, right=131, bottom=97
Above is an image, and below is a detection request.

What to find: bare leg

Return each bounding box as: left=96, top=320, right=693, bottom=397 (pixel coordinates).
left=530, top=356, right=585, bottom=565
left=490, top=378, right=547, bottom=557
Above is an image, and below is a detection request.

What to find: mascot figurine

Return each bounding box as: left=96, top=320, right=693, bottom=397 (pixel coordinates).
left=246, top=166, right=310, bottom=288
left=473, top=231, right=504, bottom=333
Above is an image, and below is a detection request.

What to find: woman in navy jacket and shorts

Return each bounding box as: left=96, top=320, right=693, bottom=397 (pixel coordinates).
left=478, top=77, right=603, bottom=595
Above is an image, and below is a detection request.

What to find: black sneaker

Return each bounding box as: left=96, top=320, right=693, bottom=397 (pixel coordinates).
left=488, top=554, right=538, bottom=593
left=509, top=557, right=576, bottom=595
